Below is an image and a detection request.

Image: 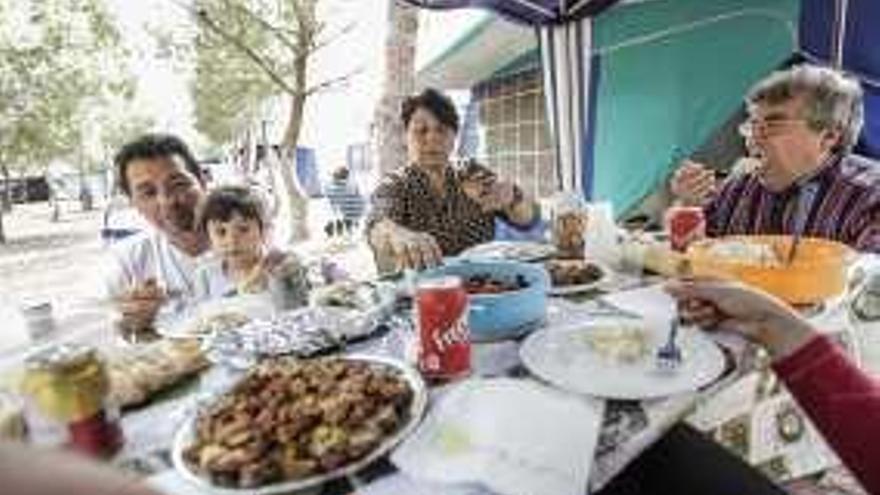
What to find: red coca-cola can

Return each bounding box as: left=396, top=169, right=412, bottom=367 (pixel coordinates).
left=665, top=206, right=706, bottom=252
left=415, top=276, right=471, bottom=381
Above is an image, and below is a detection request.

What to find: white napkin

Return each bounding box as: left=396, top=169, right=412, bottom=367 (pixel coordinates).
left=600, top=284, right=675, bottom=323
left=358, top=472, right=490, bottom=495
left=392, top=378, right=604, bottom=495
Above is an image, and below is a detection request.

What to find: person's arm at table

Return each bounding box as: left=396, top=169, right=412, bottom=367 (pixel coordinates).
left=364, top=178, right=442, bottom=271
left=771, top=334, right=880, bottom=493
left=848, top=201, right=880, bottom=253
left=105, top=247, right=166, bottom=330
left=669, top=160, right=717, bottom=207
left=667, top=279, right=880, bottom=494
left=0, top=443, right=166, bottom=495
left=460, top=164, right=537, bottom=228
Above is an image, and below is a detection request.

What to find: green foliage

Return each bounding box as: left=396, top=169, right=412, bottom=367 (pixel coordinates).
left=192, top=19, right=277, bottom=144
left=189, top=0, right=322, bottom=146
left=0, top=0, right=134, bottom=174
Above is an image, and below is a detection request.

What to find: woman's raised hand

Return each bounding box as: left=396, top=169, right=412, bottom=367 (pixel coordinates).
left=665, top=278, right=816, bottom=360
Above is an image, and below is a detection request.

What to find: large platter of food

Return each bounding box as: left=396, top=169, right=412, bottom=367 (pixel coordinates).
left=173, top=355, right=427, bottom=494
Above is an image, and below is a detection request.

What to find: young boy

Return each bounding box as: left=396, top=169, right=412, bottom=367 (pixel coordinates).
left=194, top=186, right=309, bottom=306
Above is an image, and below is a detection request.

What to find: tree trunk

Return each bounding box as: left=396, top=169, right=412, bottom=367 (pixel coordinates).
left=51, top=193, right=61, bottom=222
left=1, top=164, right=12, bottom=213
left=276, top=89, right=310, bottom=244
left=0, top=205, right=6, bottom=244
left=78, top=154, right=93, bottom=212
left=374, top=1, right=418, bottom=177
left=273, top=38, right=312, bottom=245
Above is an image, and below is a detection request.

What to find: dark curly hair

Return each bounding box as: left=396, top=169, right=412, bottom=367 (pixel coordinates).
left=401, top=88, right=459, bottom=132
left=114, top=133, right=203, bottom=196
left=197, top=185, right=267, bottom=234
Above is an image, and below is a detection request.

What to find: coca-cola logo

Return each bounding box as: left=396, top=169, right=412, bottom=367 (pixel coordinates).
left=432, top=316, right=469, bottom=353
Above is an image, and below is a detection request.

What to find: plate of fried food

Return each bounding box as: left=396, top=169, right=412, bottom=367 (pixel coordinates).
left=545, top=259, right=608, bottom=296
left=520, top=318, right=726, bottom=400
left=173, top=355, right=427, bottom=494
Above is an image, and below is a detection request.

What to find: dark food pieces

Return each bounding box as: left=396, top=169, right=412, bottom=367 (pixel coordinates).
left=463, top=273, right=529, bottom=295
left=182, top=358, right=413, bottom=489
left=546, top=259, right=604, bottom=287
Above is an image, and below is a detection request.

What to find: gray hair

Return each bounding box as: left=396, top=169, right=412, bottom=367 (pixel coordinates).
left=746, top=64, right=864, bottom=152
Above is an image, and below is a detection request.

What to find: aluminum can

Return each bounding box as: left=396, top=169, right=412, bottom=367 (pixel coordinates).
left=665, top=206, right=706, bottom=252
left=415, top=276, right=471, bottom=381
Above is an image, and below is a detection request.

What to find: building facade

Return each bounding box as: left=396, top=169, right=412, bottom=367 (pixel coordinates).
left=415, top=11, right=557, bottom=200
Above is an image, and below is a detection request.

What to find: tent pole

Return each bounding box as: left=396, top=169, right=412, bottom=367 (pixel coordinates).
left=832, top=0, right=849, bottom=69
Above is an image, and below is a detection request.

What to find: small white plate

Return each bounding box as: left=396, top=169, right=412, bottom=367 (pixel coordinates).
left=520, top=318, right=726, bottom=400
left=157, top=294, right=274, bottom=339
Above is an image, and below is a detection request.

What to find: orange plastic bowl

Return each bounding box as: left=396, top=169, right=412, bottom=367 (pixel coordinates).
left=687, top=235, right=854, bottom=305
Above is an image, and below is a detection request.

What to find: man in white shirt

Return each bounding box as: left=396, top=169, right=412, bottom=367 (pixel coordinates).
left=106, top=134, right=209, bottom=331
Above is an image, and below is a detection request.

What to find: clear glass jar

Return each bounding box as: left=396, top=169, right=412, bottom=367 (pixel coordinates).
left=20, top=344, right=123, bottom=457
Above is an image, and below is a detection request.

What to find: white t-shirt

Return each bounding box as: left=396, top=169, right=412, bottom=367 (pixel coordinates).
left=193, top=255, right=239, bottom=302
left=105, top=229, right=202, bottom=315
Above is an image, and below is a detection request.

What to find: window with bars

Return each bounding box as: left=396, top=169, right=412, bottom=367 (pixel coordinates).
left=463, top=68, right=559, bottom=199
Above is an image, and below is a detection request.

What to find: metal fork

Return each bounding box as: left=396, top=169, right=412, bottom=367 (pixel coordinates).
left=785, top=181, right=820, bottom=265
left=656, top=311, right=683, bottom=371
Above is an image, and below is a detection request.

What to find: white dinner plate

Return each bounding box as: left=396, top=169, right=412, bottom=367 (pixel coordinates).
left=520, top=317, right=727, bottom=400
left=459, top=241, right=556, bottom=262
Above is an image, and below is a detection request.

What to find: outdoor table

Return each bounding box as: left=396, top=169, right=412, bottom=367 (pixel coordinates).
left=0, top=257, right=866, bottom=495
left=127, top=271, right=751, bottom=495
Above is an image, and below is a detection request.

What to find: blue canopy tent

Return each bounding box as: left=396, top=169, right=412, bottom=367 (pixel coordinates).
left=404, top=0, right=879, bottom=214
left=799, top=0, right=880, bottom=159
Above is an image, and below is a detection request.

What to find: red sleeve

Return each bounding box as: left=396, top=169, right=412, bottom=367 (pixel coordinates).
left=772, top=335, right=880, bottom=493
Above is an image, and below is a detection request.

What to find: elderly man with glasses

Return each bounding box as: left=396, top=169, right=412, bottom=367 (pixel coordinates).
left=670, top=64, right=880, bottom=252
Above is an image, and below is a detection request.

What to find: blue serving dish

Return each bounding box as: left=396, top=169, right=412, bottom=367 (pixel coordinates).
left=419, top=259, right=550, bottom=341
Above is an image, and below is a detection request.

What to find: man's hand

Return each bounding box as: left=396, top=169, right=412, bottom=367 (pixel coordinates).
left=665, top=279, right=816, bottom=360
left=670, top=160, right=717, bottom=206
left=116, top=278, right=165, bottom=329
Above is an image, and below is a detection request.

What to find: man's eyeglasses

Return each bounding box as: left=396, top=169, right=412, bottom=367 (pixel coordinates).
left=738, top=118, right=809, bottom=139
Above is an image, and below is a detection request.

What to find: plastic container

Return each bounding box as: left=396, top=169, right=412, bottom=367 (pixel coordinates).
left=420, top=259, right=550, bottom=341
left=687, top=235, right=854, bottom=305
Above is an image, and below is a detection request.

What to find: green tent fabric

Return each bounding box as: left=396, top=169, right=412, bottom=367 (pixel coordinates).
left=589, top=0, right=800, bottom=214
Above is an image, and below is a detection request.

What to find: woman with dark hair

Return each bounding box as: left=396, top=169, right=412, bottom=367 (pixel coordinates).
left=366, top=88, right=539, bottom=271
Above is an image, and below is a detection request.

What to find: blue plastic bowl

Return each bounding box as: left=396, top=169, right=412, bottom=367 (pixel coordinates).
left=419, top=259, right=550, bottom=341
